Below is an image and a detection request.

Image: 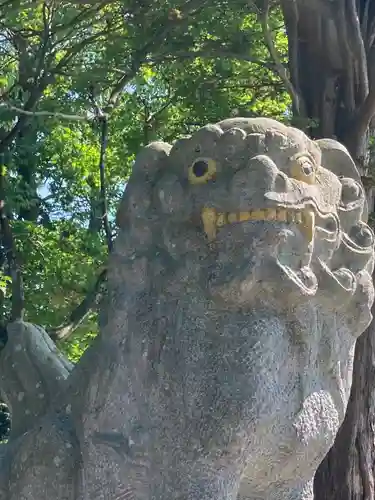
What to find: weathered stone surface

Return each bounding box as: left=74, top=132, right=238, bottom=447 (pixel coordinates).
left=0, top=117, right=373, bottom=499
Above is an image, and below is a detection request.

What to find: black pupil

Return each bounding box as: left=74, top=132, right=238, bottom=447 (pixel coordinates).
left=192, top=160, right=209, bottom=177
left=302, top=163, right=313, bottom=175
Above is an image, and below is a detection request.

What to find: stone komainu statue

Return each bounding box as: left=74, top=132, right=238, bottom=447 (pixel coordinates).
left=1, top=118, right=374, bottom=500
left=109, top=117, right=374, bottom=499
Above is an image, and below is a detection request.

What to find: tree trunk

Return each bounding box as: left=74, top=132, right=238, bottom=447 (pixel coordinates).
left=314, top=314, right=375, bottom=499
left=280, top=1, right=375, bottom=497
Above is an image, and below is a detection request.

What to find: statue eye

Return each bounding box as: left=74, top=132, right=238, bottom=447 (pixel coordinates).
left=188, top=158, right=217, bottom=184
left=301, top=161, right=314, bottom=176
left=192, top=160, right=208, bottom=177
left=290, top=154, right=316, bottom=185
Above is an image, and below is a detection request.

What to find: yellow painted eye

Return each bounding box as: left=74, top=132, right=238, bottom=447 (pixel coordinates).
left=188, top=157, right=217, bottom=185
left=290, top=154, right=316, bottom=185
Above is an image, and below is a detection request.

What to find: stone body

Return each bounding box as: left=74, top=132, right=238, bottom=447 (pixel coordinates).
left=0, top=117, right=373, bottom=499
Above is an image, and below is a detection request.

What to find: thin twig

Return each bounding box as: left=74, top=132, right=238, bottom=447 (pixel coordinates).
left=33, top=1, right=51, bottom=81
left=47, top=88, right=112, bottom=342
left=281, top=0, right=304, bottom=116
left=0, top=102, right=93, bottom=121
left=49, top=268, right=107, bottom=342
left=259, top=0, right=303, bottom=116
left=88, top=86, right=113, bottom=253
left=347, top=87, right=375, bottom=157
left=145, top=88, right=180, bottom=124
left=147, top=49, right=272, bottom=69
left=98, top=116, right=113, bottom=253
left=50, top=2, right=108, bottom=42
left=0, top=83, right=53, bottom=154
left=108, top=0, right=212, bottom=108
left=347, top=0, right=369, bottom=102
left=0, top=165, right=24, bottom=321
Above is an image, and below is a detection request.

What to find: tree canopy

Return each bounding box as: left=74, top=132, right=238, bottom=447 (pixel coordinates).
left=0, top=0, right=290, bottom=360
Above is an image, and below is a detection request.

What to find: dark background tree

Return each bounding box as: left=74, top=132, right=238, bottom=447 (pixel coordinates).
left=277, top=0, right=375, bottom=498
left=0, top=0, right=286, bottom=349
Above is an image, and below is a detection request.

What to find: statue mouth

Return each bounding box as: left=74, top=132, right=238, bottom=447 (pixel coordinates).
left=201, top=207, right=315, bottom=243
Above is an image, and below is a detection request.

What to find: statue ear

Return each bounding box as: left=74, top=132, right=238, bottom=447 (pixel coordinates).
left=315, top=138, right=361, bottom=181
left=315, top=138, right=368, bottom=222
left=131, top=141, right=172, bottom=181
left=116, top=142, right=171, bottom=228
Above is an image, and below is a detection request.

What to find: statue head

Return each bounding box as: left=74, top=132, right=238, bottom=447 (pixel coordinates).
left=107, top=118, right=374, bottom=499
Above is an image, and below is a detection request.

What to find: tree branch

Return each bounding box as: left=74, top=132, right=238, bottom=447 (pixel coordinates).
left=145, top=87, right=181, bottom=124
left=98, top=117, right=113, bottom=253
left=33, top=1, right=52, bottom=83
left=49, top=268, right=107, bottom=342
left=0, top=86, right=47, bottom=154
left=107, top=0, right=212, bottom=108
left=282, top=0, right=301, bottom=97
left=0, top=168, right=24, bottom=322
left=89, top=87, right=113, bottom=252
left=258, top=0, right=304, bottom=116
left=51, top=29, right=112, bottom=73
left=50, top=1, right=108, bottom=39
left=0, top=102, right=94, bottom=121
left=347, top=0, right=369, bottom=102
left=345, top=86, right=375, bottom=159
left=0, top=5, right=118, bottom=153
left=147, top=49, right=273, bottom=69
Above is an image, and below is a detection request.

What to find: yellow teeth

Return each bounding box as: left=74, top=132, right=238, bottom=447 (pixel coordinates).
left=239, top=212, right=250, bottom=222
left=276, top=209, right=287, bottom=221
left=201, top=208, right=315, bottom=242
left=294, top=212, right=302, bottom=224
left=216, top=213, right=227, bottom=227
left=264, top=209, right=277, bottom=221
left=250, top=210, right=264, bottom=220
left=201, top=207, right=217, bottom=242
left=300, top=210, right=315, bottom=242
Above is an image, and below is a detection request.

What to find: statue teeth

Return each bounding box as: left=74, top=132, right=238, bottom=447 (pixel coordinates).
left=250, top=210, right=265, bottom=220
left=201, top=207, right=316, bottom=242
left=239, top=212, right=251, bottom=222
left=295, top=212, right=302, bottom=224
left=287, top=211, right=295, bottom=223
left=201, top=207, right=217, bottom=241
left=228, top=212, right=238, bottom=223
left=301, top=210, right=315, bottom=242
left=276, top=209, right=287, bottom=221
left=264, top=209, right=277, bottom=220
left=216, top=213, right=227, bottom=227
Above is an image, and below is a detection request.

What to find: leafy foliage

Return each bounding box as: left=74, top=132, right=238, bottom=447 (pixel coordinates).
left=0, top=0, right=290, bottom=361
left=0, top=403, right=11, bottom=442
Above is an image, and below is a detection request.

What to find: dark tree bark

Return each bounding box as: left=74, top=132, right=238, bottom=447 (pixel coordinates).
left=279, top=0, right=375, bottom=498
left=281, top=0, right=375, bottom=165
